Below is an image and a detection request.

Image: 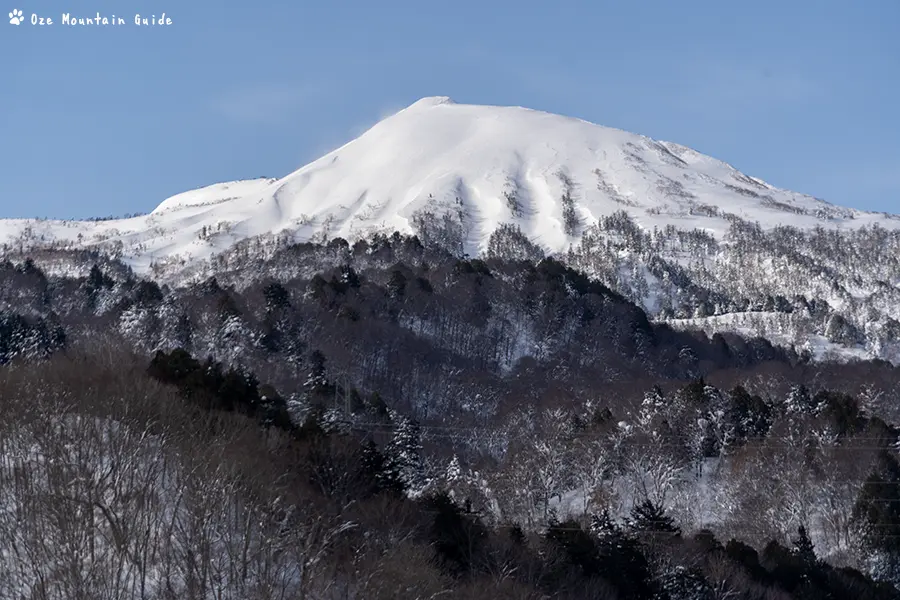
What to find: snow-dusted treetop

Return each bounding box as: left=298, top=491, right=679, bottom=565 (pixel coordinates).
left=2, top=96, right=897, bottom=275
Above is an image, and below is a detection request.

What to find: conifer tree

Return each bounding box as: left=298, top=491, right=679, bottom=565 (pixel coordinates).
left=263, top=281, right=290, bottom=310
left=589, top=508, right=621, bottom=541
left=360, top=439, right=404, bottom=495
left=445, top=455, right=462, bottom=484
left=785, top=384, right=817, bottom=415
left=303, top=350, right=332, bottom=403
left=792, top=525, right=817, bottom=568
left=387, top=269, right=407, bottom=299
left=626, top=499, right=681, bottom=536
left=385, top=414, right=425, bottom=493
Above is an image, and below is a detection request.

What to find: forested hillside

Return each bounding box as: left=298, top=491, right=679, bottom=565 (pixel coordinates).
left=3, top=234, right=900, bottom=599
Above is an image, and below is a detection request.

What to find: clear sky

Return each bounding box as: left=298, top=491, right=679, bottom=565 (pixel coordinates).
left=1, top=0, right=897, bottom=219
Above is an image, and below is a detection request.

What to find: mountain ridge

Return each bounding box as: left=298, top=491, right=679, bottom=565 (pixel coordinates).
left=2, top=96, right=896, bottom=277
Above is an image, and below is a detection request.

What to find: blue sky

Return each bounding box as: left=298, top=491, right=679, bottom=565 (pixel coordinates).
left=0, top=0, right=897, bottom=219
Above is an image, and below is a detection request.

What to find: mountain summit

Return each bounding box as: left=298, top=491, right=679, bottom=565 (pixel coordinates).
left=1, top=97, right=897, bottom=275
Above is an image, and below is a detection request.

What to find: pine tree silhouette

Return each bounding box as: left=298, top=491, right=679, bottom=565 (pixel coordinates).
left=626, top=499, right=681, bottom=536
left=792, top=525, right=817, bottom=567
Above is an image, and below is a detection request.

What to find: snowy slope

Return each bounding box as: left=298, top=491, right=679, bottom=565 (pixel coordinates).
left=1, top=96, right=898, bottom=276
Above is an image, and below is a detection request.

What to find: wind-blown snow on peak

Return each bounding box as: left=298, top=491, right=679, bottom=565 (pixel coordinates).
left=407, top=96, right=456, bottom=108
left=1, top=98, right=897, bottom=276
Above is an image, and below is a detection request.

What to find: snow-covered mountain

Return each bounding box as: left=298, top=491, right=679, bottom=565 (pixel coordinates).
left=4, top=96, right=900, bottom=362
left=7, top=98, right=900, bottom=599
left=3, top=96, right=897, bottom=274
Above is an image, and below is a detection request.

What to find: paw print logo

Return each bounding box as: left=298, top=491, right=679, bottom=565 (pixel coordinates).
left=9, top=8, right=23, bottom=24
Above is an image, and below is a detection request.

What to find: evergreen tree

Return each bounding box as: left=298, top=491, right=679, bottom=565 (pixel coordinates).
left=589, top=508, right=621, bottom=540
left=154, top=297, right=191, bottom=352
left=445, top=455, right=462, bottom=484
left=785, top=384, right=818, bottom=415
left=133, top=279, right=164, bottom=308
left=366, top=391, right=390, bottom=421
left=387, top=269, right=407, bottom=298
left=727, top=385, right=772, bottom=441
left=626, top=499, right=681, bottom=537
left=302, top=350, right=332, bottom=405
left=792, top=525, right=817, bottom=568
left=216, top=293, right=241, bottom=321
left=384, top=414, right=425, bottom=493
left=338, top=264, right=361, bottom=289
left=421, top=491, right=488, bottom=576
left=256, top=384, right=293, bottom=431
left=638, top=385, right=666, bottom=429
left=358, top=439, right=404, bottom=495
left=263, top=281, right=290, bottom=310
left=86, top=264, right=113, bottom=297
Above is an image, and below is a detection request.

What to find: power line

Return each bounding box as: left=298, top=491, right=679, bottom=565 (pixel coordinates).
left=338, top=420, right=900, bottom=448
